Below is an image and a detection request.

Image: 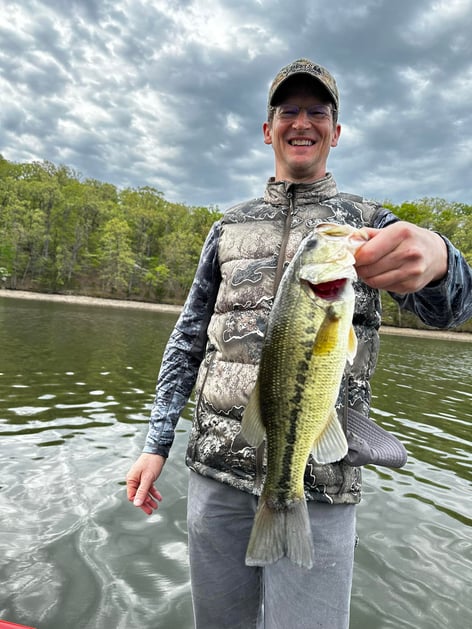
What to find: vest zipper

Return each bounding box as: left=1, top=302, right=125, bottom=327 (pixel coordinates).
left=273, top=187, right=295, bottom=292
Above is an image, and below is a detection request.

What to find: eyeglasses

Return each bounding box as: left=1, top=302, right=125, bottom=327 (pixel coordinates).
left=271, top=104, right=336, bottom=121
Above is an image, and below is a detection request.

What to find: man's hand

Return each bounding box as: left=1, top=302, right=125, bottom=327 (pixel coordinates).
left=126, top=453, right=165, bottom=515
left=356, top=221, right=448, bottom=294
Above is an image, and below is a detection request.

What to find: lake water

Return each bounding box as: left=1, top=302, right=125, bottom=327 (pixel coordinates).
left=0, top=295, right=471, bottom=629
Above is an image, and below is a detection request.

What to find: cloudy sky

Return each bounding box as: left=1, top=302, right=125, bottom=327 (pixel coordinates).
left=1, top=0, right=471, bottom=210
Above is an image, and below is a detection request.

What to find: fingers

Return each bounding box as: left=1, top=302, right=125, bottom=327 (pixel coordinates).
left=135, top=485, right=163, bottom=515
left=127, top=476, right=162, bottom=514
left=126, top=453, right=166, bottom=516
left=355, top=222, right=447, bottom=293
left=133, top=481, right=162, bottom=507
left=354, top=227, right=393, bottom=268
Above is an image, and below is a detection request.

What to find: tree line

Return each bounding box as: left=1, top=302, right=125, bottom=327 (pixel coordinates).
left=0, top=155, right=471, bottom=331
left=0, top=155, right=221, bottom=304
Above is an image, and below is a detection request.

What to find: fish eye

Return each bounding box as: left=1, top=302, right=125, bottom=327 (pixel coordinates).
left=303, top=237, right=319, bottom=251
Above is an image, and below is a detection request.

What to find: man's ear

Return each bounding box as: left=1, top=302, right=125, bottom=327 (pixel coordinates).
left=331, top=123, right=341, bottom=148
left=263, top=121, right=272, bottom=145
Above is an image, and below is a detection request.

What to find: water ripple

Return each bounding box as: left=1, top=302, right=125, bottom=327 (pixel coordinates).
left=1, top=298, right=470, bottom=629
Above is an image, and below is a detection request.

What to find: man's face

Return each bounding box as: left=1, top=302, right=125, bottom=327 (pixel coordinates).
left=263, top=83, right=341, bottom=183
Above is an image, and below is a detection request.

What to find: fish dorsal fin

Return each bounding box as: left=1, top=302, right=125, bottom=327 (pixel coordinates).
left=241, top=379, right=266, bottom=447
left=311, top=408, right=348, bottom=464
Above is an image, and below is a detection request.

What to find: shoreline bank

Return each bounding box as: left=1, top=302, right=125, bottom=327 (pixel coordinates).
left=0, top=288, right=182, bottom=314
left=1, top=289, right=471, bottom=342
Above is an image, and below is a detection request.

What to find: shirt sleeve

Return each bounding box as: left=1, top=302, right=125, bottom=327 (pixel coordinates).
left=143, top=220, right=222, bottom=456
left=373, top=208, right=472, bottom=328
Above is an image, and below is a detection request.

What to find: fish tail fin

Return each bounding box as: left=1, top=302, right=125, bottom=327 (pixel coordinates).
left=245, top=498, right=285, bottom=567
left=245, top=498, right=314, bottom=570
left=285, top=500, right=314, bottom=570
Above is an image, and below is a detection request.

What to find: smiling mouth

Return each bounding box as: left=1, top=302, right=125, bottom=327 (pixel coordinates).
left=289, top=139, right=315, bottom=146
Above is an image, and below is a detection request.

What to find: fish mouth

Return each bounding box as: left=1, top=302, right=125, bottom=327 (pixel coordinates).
left=305, top=278, right=348, bottom=301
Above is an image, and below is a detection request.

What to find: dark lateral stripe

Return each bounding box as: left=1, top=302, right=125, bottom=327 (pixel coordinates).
left=272, top=304, right=321, bottom=499
left=277, top=351, right=311, bottom=497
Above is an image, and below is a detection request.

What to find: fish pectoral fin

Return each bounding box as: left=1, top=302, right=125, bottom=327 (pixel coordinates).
left=346, top=325, right=358, bottom=365
left=241, top=379, right=266, bottom=447
left=312, top=316, right=340, bottom=356
left=311, top=408, right=348, bottom=464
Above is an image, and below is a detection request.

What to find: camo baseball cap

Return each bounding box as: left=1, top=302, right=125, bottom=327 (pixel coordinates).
left=268, top=58, right=339, bottom=112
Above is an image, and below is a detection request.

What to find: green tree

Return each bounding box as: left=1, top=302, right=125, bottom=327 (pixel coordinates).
left=98, top=217, right=136, bottom=294
left=119, top=186, right=167, bottom=295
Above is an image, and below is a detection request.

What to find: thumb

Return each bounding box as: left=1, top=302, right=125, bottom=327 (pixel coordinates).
left=133, top=473, right=156, bottom=506
left=359, top=227, right=380, bottom=238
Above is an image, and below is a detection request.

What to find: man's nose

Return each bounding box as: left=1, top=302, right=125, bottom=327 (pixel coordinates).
left=292, top=109, right=311, bottom=127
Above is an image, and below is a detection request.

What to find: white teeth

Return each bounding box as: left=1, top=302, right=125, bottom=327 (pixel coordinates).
left=290, top=139, right=314, bottom=146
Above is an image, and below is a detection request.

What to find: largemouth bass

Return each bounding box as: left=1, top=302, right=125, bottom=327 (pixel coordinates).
left=241, top=222, right=368, bottom=569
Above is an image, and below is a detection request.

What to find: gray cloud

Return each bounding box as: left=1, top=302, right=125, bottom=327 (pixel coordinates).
left=0, top=0, right=471, bottom=209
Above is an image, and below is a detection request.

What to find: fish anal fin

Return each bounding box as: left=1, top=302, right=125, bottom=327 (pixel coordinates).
left=241, top=379, right=266, bottom=447
left=311, top=408, right=348, bottom=464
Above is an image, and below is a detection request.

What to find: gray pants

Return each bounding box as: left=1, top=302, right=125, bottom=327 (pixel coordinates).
left=187, top=471, right=356, bottom=629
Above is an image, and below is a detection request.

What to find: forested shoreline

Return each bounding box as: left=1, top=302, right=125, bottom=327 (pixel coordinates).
left=0, top=155, right=220, bottom=304
left=1, top=155, right=471, bottom=332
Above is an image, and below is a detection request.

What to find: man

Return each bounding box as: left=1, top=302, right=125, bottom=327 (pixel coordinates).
left=126, top=59, right=472, bottom=628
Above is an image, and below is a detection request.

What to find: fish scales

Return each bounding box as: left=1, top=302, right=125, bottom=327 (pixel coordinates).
left=262, top=268, right=324, bottom=505
left=241, top=222, right=368, bottom=569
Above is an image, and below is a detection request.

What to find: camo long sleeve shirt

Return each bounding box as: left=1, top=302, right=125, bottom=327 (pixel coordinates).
left=143, top=208, right=472, bottom=457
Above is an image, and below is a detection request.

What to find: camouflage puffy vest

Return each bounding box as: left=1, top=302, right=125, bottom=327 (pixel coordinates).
left=186, top=174, right=383, bottom=504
